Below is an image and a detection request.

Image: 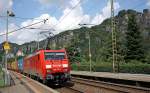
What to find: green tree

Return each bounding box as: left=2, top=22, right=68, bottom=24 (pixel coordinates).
left=66, top=42, right=82, bottom=64
left=125, top=14, right=145, bottom=62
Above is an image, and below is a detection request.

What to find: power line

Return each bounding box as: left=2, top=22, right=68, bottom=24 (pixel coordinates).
left=25, top=27, right=54, bottom=31
left=12, top=16, right=44, bottom=20
left=1, top=0, right=83, bottom=33
left=0, top=0, right=82, bottom=38
left=0, top=0, right=65, bottom=21
left=0, top=19, right=48, bottom=36
left=53, top=0, right=82, bottom=28
left=0, top=15, right=44, bottom=20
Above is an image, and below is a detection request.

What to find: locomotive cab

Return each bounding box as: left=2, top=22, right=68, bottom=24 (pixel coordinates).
left=23, top=49, right=71, bottom=85
left=43, top=50, right=71, bottom=84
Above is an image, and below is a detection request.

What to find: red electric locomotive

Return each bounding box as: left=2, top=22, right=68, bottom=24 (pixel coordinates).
left=23, top=49, right=71, bottom=84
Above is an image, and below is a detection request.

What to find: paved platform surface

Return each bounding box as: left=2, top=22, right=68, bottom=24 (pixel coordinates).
left=71, top=71, right=150, bottom=83
left=0, top=71, right=33, bottom=93
left=0, top=71, right=59, bottom=93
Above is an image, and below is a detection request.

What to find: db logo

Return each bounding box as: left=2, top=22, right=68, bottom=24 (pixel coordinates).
left=53, top=64, right=61, bottom=67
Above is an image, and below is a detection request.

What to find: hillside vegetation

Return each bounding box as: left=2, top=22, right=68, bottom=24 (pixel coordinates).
left=0, top=9, right=150, bottom=73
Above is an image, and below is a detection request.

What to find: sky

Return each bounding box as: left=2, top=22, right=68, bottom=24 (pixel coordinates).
left=0, top=0, right=150, bottom=45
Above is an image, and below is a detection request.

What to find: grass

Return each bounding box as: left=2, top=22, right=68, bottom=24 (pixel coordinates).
left=0, top=66, right=5, bottom=87
left=71, top=61, right=150, bottom=74
left=0, top=80, right=4, bottom=87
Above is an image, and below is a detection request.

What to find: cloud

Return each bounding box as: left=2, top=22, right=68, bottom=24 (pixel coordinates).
left=91, top=14, right=103, bottom=25
left=0, top=32, right=5, bottom=43
left=0, top=0, right=13, bottom=14
left=7, top=0, right=89, bottom=44
left=38, top=0, right=67, bottom=9
left=91, top=1, right=120, bottom=25
left=70, top=0, right=80, bottom=6
left=56, top=0, right=88, bottom=31
left=8, top=14, right=58, bottom=44
left=8, top=0, right=13, bottom=7
left=147, top=0, right=150, bottom=6
left=0, top=23, right=16, bottom=43
left=38, top=0, right=87, bottom=32
left=3, top=0, right=120, bottom=45
left=39, top=0, right=90, bottom=32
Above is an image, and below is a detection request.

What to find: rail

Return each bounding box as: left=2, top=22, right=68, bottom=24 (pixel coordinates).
left=70, top=77, right=150, bottom=93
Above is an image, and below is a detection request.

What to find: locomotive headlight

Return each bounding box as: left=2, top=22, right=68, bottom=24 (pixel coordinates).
left=62, top=64, right=68, bottom=68
left=46, top=65, right=52, bottom=69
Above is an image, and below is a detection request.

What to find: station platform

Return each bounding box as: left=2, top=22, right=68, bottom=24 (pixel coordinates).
left=0, top=71, right=33, bottom=93
left=71, top=71, right=150, bottom=83
left=0, top=71, right=59, bottom=93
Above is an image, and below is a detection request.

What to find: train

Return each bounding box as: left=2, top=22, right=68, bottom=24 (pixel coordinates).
left=7, top=49, right=71, bottom=84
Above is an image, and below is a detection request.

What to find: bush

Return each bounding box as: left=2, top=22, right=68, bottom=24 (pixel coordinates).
left=71, top=62, right=113, bottom=72
left=71, top=61, right=150, bottom=74
left=120, top=61, right=150, bottom=74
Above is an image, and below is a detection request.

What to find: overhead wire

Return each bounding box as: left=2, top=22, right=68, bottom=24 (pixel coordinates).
left=53, top=0, right=148, bottom=34
left=0, top=0, right=66, bottom=21
left=0, top=15, right=44, bottom=20
left=0, top=0, right=69, bottom=38
left=0, top=0, right=146, bottom=37
left=52, top=0, right=82, bottom=29
left=0, top=0, right=82, bottom=37
left=0, top=19, right=48, bottom=36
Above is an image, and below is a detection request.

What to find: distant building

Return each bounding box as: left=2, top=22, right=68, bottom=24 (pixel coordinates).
left=16, top=49, right=24, bottom=56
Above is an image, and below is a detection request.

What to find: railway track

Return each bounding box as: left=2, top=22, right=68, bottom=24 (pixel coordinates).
left=9, top=71, right=150, bottom=93
left=69, top=77, right=150, bottom=93
left=56, top=86, right=83, bottom=93
left=12, top=71, right=82, bottom=93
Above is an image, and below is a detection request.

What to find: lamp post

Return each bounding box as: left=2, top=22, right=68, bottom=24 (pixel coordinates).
left=79, top=23, right=94, bottom=72
left=4, top=10, right=15, bottom=86
left=6, top=11, right=15, bottom=41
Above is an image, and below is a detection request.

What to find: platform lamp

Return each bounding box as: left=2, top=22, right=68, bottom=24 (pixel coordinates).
left=78, top=23, right=94, bottom=72
left=4, top=10, right=15, bottom=86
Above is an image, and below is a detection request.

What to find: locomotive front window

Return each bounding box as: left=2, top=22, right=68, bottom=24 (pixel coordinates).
left=45, top=52, right=65, bottom=60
